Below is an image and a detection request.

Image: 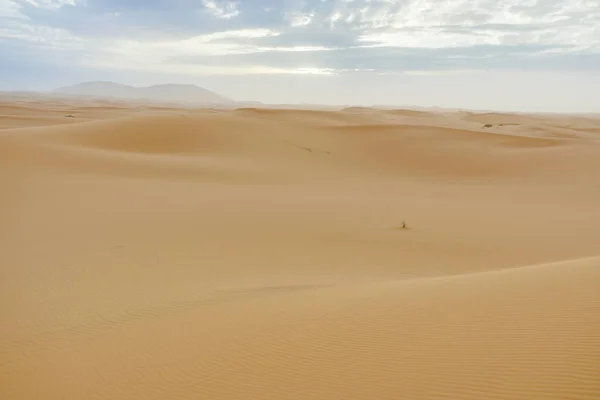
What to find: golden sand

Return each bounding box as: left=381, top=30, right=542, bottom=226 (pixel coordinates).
left=1, top=97, right=599, bottom=399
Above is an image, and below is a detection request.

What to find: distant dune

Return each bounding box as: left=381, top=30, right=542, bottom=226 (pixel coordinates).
left=54, top=81, right=232, bottom=105
left=1, top=96, right=600, bottom=400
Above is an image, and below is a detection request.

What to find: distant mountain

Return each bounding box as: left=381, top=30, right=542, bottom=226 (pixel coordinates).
left=54, top=81, right=232, bottom=104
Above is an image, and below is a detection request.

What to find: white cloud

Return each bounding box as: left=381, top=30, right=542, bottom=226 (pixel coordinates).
left=1, top=0, right=599, bottom=82
left=286, top=11, right=315, bottom=27
left=0, top=0, right=82, bottom=50
left=328, top=11, right=342, bottom=28
left=79, top=28, right=339, bottom=78
left=0, top=0, right=22, bottom=18
left=81, top=46, right=338, bottom=77
left=201, top=28, right=279, bottom=42
left=20, top=0, right=79, bottom=8
left=346, top=0, right=600, bottom=50
left=291, top=67, right=336, bottom=75
left=202, top=0, right=239, bottom=19
left=358, top=30, right=498, bottom=48
left=399, top=69, right=486, bottom=76
left=261, top=46, right=331, bottom=52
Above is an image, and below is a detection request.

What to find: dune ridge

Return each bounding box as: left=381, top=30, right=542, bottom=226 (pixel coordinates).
left=1, top=97, right=600, bottom=400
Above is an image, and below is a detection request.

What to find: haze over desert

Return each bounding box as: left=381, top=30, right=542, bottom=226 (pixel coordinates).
left=1, top=94, right=600, bottom=399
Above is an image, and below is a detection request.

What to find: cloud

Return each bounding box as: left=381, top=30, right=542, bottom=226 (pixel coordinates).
left=202, top=0, right=239, bottom=20
left=21, top=0, right=78, bottom=9
left=0, top=0, right=599, bottom=102
left=285, top=10, right=315, bottom=27
left=0, top=0, right=22, bottom=17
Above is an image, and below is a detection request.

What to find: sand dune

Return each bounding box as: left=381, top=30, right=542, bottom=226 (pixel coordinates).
left=1, top=99, right=600, bottom=400
left=384, top=108, right=438, bottom=118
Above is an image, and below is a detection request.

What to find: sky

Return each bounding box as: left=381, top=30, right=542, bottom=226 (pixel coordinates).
left=1, top=0, right=599, bottom=112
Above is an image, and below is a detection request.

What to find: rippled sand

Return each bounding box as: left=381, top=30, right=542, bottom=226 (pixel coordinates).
left=2, top=98, right=600, bottom=399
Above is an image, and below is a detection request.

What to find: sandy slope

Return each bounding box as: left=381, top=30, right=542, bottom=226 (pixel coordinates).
left=1, top=99, right=600, bottom=399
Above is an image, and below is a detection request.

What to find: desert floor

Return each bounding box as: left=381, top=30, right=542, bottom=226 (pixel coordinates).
left=1, top=97, right=600, bottom=399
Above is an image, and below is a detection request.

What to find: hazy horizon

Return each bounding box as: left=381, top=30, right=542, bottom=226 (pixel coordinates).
left=1, top=0, right=599, bottom=112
